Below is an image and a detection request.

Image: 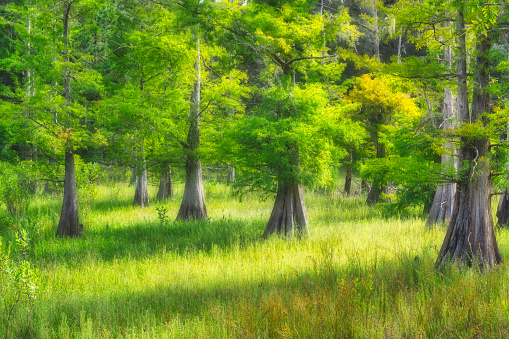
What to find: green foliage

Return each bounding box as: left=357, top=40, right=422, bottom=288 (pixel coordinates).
left=75, top=157, right=99, bottom=222
left=0, top=230, right=39, bottom=338
left=155, top=206, right=169, bottom=226
left=0, top=162, right=34, bottom=220
left=223, top=84, right=336, bottom=193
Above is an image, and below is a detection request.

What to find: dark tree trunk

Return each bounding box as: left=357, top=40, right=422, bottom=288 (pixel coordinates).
left=157, top=167, right=173, bottom=200
left=436, top=18, right=502, bottom=268
left=366, top=139, right=386, bottom=205
left=361, top=179, right=368, bottom=195
left=177, top=30, right=207, bottom=221
left=344, top=164, right=352, bottom=197
left=56, top=146, right=82, bottom=237
left=133, top=159, right=149, bottom=207
left=263, top=181, right=309, bottom=238
left=497, top=191, right=509, bottom=227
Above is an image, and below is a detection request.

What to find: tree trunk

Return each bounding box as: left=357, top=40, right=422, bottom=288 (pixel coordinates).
left=436, top=16, right=502, bottom=268
left=397, top=35, right=403, bottom=63
left=263, top=181, right=309, bottom=238
left=133, top=159, right=149, bottom=207
left=227, top=165, right=236, bottom=185
left=157, top=166, right=173, bottom=200
left=426, top=35, right=457, bottom=226
left=177, top=30, right=207, bottom=221
left=361, top=179, right=368, bottom=195
left=497, top=126, right=509, bottom=227
left=366, top=137, right=386, bottom=204
left=426, top=182, right=456, bottom=227
left=56, top=4, right=81, bottom=237
left=372, top=0, right=380, bottom=61
left=56, top=145, right=82, bottom=237
left=497, top=191, right=509, bottom=227
left=344, top=164, right=352, bottom=197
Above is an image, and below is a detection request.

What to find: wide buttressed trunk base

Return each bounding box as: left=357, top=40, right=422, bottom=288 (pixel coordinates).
left=56, top=149, right=82, bottom=237
left=426, top=183, right=456, bottom=227
left=436, top=140, right=502, bottom=268
left=263, top=182, right=309, bottom=238
left=176, top=159, right=207, bottom=221
left=133, top=163, right=149, bottom=207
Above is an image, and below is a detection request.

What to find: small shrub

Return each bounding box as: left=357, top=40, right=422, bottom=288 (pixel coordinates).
left=0, top=230, right=39, bottom=338
left=0, top=162, right=34, bottom=220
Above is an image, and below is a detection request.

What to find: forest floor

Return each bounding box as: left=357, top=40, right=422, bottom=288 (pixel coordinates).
left=2, top=181, right=509, bottom=338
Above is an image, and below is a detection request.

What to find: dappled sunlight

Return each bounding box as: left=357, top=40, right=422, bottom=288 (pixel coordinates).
left=4, top=182, right=509, bottom=337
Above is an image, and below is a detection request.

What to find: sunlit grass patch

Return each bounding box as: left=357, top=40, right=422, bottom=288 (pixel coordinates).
left=2, top=181, right=509, bottom=337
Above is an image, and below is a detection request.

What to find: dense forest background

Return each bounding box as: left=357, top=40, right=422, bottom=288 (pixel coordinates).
left=1, top=0, right=509, bottom=337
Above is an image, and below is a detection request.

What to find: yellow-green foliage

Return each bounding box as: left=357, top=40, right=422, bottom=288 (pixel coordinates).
left=1, top=182, right=509, bottom=338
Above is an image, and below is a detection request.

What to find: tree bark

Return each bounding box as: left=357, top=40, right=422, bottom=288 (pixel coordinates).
left=366, top=137, right=387, bottom=204
left=157, top=166, right=173, bottom=200
left=497, top=191, right=509, bottom=227
left=263, top=181, right=309, bottom=238
left=176, top=30, right=207, bottom=221
left=133, top=158, right=149, bottom=207
left=56, top=144, right=82, bottom=237
left=344, top=163, right=352, bottom=197
left=426, top=35, right=457, bottom=227
left=227, top=165, right=236, bottom=185
left=56, top=3, right=82, bottom=237
left=436, top=17, right=502, bottom=268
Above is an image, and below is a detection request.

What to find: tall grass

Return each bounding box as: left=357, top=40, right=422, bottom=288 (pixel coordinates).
left=1, top=181, right=509, bottom=338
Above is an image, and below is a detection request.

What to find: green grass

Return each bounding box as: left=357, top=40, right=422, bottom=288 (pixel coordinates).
left=2, top=181, right=509, bottom=338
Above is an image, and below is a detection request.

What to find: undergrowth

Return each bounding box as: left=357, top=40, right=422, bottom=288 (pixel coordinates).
left=0, top=181, right=509, bottom=338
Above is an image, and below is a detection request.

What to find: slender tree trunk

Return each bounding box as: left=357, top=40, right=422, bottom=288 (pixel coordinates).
left=397, top=35, right=403, bottom=63
left=157, top=166, right=173, bottom=200
left=56, top=144, right=82, bottom=237
left=263, top=180, right=309, bottom=238
left=427, top=33, right=457, bottom=227
left=361, top=179, right=368, bottom=195
left=227, top=165, right=235, bottom=185
left=366, top=135, right=386, bottom=204
left=177, top=30, right=207, bottom=221
left=436, top=16, right=502, bottom=268
left=497, top=190, right=509, bottom=227
left=133, top=158, right=149, bottom=207
left=497, top=126, right=509, bottom=226
left=373, top=0, right=380, bottom=61
left=344, top=163, right=352, bottom=197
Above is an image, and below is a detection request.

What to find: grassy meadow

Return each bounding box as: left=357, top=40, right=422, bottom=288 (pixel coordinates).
left=2, top=176, right=509, bottom=338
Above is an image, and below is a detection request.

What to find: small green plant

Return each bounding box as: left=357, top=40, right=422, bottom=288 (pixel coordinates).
left=0, top=162, right=34, bottom=220
left=105, top=180, right=120, bottom=201
left=76, top=157, right=100, bottom=222
left=205, top=181, right=218, bottom=198
left=1, top=230, right=39, bottom=338
left=155, top=206, right=168, bottom=225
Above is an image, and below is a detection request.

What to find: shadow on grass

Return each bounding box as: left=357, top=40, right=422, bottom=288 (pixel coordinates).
left=34, top=218, right=265, bottom=266
left=89, top=195, right=138, bottom=213
left=29, top=247, right=487, bottom=339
